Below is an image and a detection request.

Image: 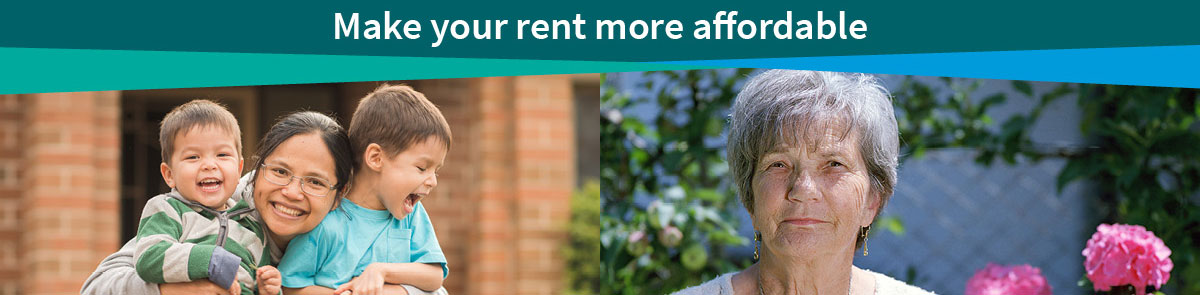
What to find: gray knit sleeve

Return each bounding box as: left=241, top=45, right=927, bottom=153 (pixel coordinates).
left=207, top=246, right=241, bottom=289
left=81, top=239, right=162, bottom=295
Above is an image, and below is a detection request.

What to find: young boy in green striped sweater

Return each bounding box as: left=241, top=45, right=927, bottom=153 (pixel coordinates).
left=134, top=100, right=278, bottom=295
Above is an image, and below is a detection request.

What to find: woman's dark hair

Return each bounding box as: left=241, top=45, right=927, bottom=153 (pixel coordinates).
left=251, top=111, right=354, bottom=198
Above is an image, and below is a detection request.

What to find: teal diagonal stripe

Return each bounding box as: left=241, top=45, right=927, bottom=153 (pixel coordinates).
left=0, top=47, right=703, bottom=94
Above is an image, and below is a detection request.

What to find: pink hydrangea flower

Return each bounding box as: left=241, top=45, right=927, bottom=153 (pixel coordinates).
left=1082, top=223, right=1173, bottom=295
left=965, top=263, right=1052, bottom=295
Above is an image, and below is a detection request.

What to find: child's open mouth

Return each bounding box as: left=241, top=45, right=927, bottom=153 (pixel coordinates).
left=197, top=178, right=222, bottom=193
left=405, top=194, right=422, bottom=207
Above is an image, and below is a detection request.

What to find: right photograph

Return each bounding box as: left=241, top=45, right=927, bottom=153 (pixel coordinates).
left=600, top=69, right=1196, bottom=295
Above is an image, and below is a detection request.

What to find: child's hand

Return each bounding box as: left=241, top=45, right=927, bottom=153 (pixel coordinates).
left=228, top=281, right=241, bottom=295
left=256, top=265, right=282, bottom=295
left=333, top=264, right=386, bottom=295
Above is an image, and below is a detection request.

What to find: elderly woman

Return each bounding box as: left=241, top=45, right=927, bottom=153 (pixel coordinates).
left=676, top=70, right=932, bottom=294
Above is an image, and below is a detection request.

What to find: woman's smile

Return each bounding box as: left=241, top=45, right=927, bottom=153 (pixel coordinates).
left=782, top=217, right=829, bottom=227
left=269, top=201, right=308, bottom=219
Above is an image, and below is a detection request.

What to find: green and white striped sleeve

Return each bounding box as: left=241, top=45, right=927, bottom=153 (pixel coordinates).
left=132, top=195, right=240, bottom=289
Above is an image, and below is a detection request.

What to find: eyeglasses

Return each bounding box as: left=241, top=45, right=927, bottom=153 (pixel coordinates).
left=260, top=163, right=335, bottom=197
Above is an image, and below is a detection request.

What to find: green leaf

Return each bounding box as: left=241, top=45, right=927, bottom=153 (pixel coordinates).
left=1194, top=95, right=1200, bottom=117
left=707, top=228, right=747, bottom=246
left=904, top=266, right=921, bottom=285
left=693, top=188, right=723, bottom=203
left=621, top=119, right=647, bottom=135
left=662, top=151, right=684, bottom=172
left=877, top=216, right=906, bottom=236
left=911, top=145, right=926, bottom=159
left=1012, top=80, right=1034, bottom=97
left=1040, top=83, right=1073, bottom=105
left=704, top=116, right=724, bottom=136
left=1056, top=159, right=1097, bottom=194
left=979, top=93, right=1006, bottom=110
left=680, top=244, right=708, bottom=271
left=630, top=149, right=648, bottom=165
left=1000, top=115, right=1028, bottom=139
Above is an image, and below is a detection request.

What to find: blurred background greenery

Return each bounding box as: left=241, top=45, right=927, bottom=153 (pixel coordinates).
left=587, top=69, right=1200, bottom=294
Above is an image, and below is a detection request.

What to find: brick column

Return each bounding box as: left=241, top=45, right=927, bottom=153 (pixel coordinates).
left=0, top=95, right=23, bottom=295
left=466, top=76, right=519, bottom=295
left=18, top=92, right=120, bottom=295
left=512, top=76, right=574, bottom=295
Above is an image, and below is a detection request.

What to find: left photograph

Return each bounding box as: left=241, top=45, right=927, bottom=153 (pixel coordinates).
left=0, top=75, right=601, bottom=295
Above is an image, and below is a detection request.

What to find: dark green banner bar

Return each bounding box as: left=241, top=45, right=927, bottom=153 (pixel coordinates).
left=2, top=1, right=1196, bottom=61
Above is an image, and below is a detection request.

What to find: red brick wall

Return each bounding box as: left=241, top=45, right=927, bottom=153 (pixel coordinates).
left=3, top=92, right=121, bottom=295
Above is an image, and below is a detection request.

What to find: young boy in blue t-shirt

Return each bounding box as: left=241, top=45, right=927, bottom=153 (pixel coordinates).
left=279, top=85, right=450, bottom=294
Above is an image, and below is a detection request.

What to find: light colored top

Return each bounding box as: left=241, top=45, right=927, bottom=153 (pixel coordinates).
left=673, top=267, right=935, bottom=295
left=278, top=199, right=448, bottom=289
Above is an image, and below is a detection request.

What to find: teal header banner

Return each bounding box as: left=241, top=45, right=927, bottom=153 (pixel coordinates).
left=2, top=1, right=1197, bottom=93
left=2, top=1, right=1197, bottom=61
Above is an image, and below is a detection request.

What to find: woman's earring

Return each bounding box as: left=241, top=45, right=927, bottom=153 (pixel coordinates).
left=861, top=225, right=871, bottom=256
left=753, top=231, right=761, bottom=261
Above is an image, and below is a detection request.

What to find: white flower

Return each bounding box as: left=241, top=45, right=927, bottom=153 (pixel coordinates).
left=664, top=186, right=685, bottom=201
left=604, top=109, right=623, bottom=124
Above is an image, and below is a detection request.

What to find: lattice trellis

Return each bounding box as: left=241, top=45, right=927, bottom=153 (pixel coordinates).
left=855, top=149, right=1096, bottom=295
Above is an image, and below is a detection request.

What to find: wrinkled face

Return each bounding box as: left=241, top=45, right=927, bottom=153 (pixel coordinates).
left=252, top=132, right=339, bottom=242
left=161, top=126, right=243, bottom=210
left=377, top=136, right=446, bottom=220
left=750, top=121, right=878, bottom=259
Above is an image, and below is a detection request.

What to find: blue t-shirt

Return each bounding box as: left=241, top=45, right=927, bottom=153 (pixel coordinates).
left=278, top=199, right=448, bottom=289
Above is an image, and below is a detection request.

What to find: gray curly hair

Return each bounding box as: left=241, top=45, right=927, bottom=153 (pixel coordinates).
left=727, top=70, right=899, bottom=243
